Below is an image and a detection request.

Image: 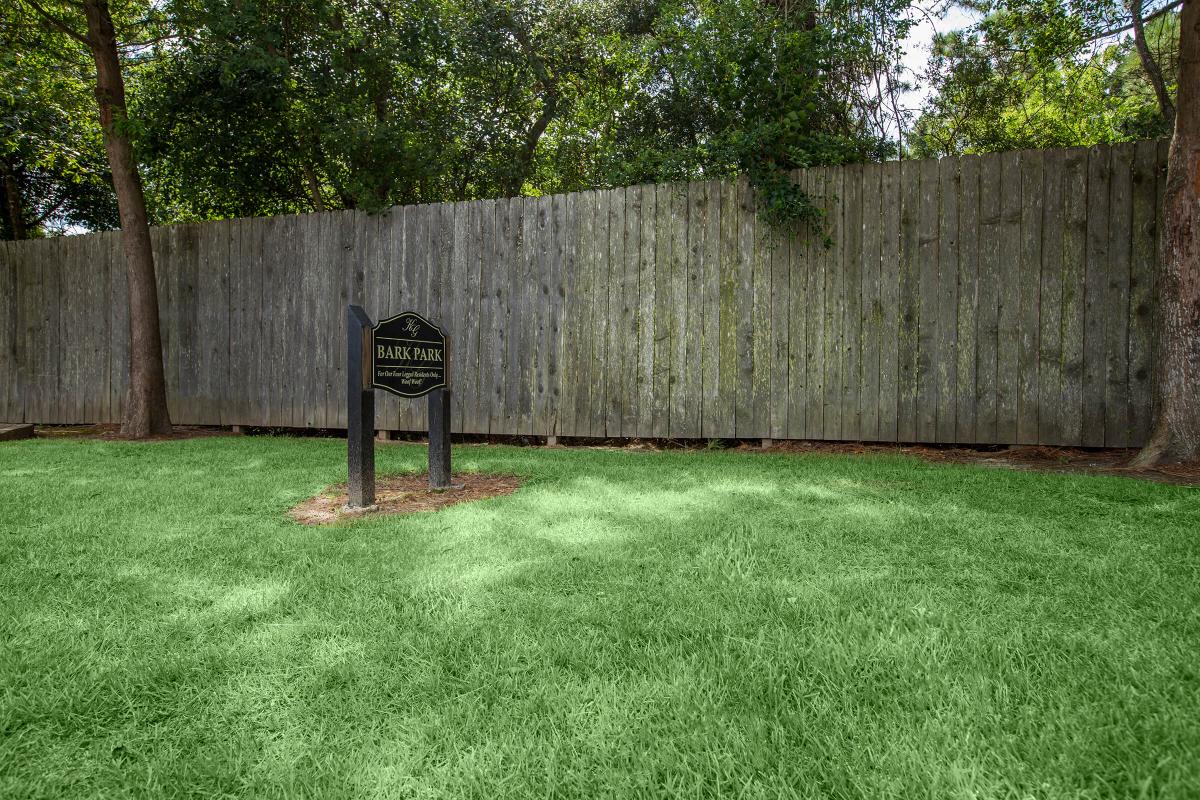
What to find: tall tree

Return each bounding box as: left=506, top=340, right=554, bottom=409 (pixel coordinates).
left=24, top=0, right=172, bottom=437
left=0, top=5, right=119, bottom=239
left=1135, top=0, right=1199, bottom=465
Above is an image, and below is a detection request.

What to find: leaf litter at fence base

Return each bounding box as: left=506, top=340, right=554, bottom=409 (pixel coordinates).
left=288, top=472, right=524, bottom=524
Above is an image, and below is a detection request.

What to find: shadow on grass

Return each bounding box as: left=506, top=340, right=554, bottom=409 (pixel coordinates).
left=2, top=438, right=1198, bottom=798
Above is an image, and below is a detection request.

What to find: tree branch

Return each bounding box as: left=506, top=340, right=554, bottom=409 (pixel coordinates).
left=22, top=0, right=88, bottom=44
left=1086, top=0, right=1183, bottom=41
left=1129, top=0, right=1177, bottom=125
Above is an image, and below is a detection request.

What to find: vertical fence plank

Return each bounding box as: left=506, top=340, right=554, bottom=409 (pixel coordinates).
left=955, top=156, right=980, bottom=443
left=245, top=216, right=266, bottom=426
left=996, top=151, right=1022, bottom=442
left=0, top=243, right=15, bottom=422
left=916, top=158, right=940, bottom=442
left=548, top=194, right=567, bottom=437
left=258, top=217, right=278, bottom=427
left=264, top=215, right=284, bottom=424
left=1037, top=150, right=1065, bottom=445
left=841, top=163, right=863, bottom=440
left=572, top=193, right=597, bottom=437
left=976, top=154, right=1002, bottom=443
left=698, top=181, right=721, bottom=438
left=1153, top=139, right=1169, bottom=425
left=749, top=185, right=772, bottom=440
left=93, top=235, right=113, bottom=422
left=360, top=210, right=391, bottom=432
left=492, top=199, right=516, bottom=435
left=1017, top=150, right=1044, bottom=444
left=1082, top=145, right=1111, bottom=446
left=530, top=197, right=550, bottom=435
left=45, top=239, right=64, bottom=421
left=558, top=193, right=580, bottom=437
left=735, top=179, right=755, bottom=438
left=475, top=201, right=495, bottom=433
left=444, top=202, right=463, bottom=433
left=331, top=211, right=360, bottom=428
left=316, top=213, right=338, bottom=428
left=81, top=234, right=99, bottom=422
left=1104, top=143, right=1134, bottom=447
left=202, top=220, right=231, bottom=425
left=822, top=168, right=844, bottom=439
left=477, top=200, right=499, bottom=434
left=716, top=180, right=738, bottom=439
left=681, top=182, right=704, bottom=439
left=1128, top=140, right=1159, bottom=445
left=936, top=157, right=960, bottom=442
left=109, top=231, right=129, bottom=422
left=504, top=198, right=527, bottom=434
left=226, top=219, right=248, bottom=426
left=601, top=190, right=621, bottom=436
left=586, top=192, right=604, bottom=438
left=897, top=160, right=920, bottom=442
left=388, top=206, right=411, bottom=432
left=769, top=194, right=791, bottom=440
left=422, top=203, right=441, bottom=434
left=59, top=236, right=78, bottom=422
left=806, top=166, right=829, bottom=440
left=878, top=162, right=901, bottom=442
left=15, top=243, right=37, bottom=421
left=292, top=215, right=316, bottom=428
left=587, top=191, right=606, bottom=436
left=659, top=184, right=680, bottom=436
left=859, top=163, right=882, bottom=441
left=785, top=170, right=809, bottom=441
left=1060, top=147, right=1089, bottom=445
left=464, top=201, right=485, bottom=434
left=622, top=186, right=641, bottom=436
left=637, top=186, right=658, bottom=437
left=669, top=184, right=694, bottom=437
left=83, top=234, right=102, bottom=422
left=74, top=237, right=93, bottom=421
left=14, top=242, right=33, bottom=421
left=3, top=243, right=21, bottom=421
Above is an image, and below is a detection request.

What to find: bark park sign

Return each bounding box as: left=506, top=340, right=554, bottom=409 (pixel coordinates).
left=371, top=312, right=446, bottom=398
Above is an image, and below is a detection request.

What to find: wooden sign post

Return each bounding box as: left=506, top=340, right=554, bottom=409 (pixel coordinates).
left=347, top=305, right=452, bottom=509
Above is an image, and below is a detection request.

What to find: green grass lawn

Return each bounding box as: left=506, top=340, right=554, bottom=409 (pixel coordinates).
left=1, top=437, right=1198, bottom=799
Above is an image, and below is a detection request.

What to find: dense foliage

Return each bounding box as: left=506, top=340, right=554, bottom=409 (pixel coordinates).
left=910, top=0, right=1180, bottom=156
left=3, top=0, right=1184, bottom=234
left=8, top=0, right=915, bottom=233
left=0, top=8, right=119, bottom=238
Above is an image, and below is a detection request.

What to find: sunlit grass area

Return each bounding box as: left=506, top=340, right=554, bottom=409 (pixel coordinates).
left=2, top=436, right=1198, bottom=799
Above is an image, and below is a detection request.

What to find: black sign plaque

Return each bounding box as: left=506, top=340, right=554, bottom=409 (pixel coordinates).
left=348, top=305, right=454, bottom=505
left=371, top=311, right=447, bottom=399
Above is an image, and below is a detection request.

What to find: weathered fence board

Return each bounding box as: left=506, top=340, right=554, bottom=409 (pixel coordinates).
left=0, top=142, right=1166, bottom=446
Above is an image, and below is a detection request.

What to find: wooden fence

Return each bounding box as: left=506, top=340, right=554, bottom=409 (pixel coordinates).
left=0, top=140, right=1167, bottom=446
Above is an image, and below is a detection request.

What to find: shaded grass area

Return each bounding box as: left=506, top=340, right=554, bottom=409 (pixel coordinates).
left=1, top=437, right=1198, bottom=799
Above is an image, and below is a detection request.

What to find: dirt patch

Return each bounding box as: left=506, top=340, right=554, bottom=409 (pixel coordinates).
left=289, top=473, right=524, bottom=525
left=757, top=440, right=1200, bottom=486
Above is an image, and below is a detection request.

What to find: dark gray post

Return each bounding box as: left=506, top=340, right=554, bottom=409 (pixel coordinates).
left=347, top=305, right=375, bottom=508
left=428, top=387, right=451, bottom=489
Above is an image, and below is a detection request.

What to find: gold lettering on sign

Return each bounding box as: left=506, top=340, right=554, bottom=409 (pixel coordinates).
left=376, top=343, right=444, bottom=363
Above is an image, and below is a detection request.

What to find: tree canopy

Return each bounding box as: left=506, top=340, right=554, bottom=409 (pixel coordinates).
left=3, top=0, right=1184, bottom=236
left=910, top=0, right=1181, bottom=156
left=8, top=0, right=918, bottom=233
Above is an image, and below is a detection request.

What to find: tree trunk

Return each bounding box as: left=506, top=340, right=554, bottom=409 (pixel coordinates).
left=1129, top=0, right=1176, bottom=128
left=1, top=158, right=28, bottom=240
left=1135, top=0, right=1200, bottom=466
left=83, top=0, right=172, bottom=437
